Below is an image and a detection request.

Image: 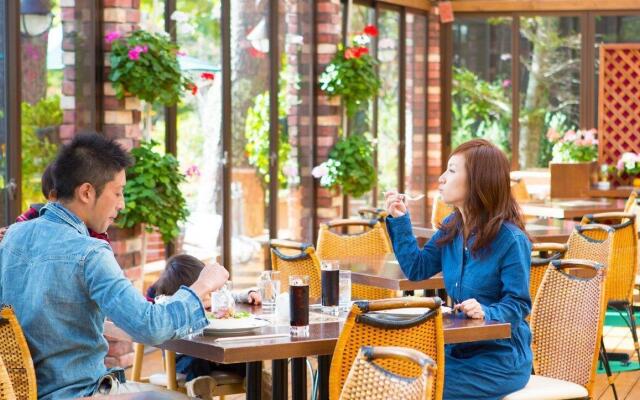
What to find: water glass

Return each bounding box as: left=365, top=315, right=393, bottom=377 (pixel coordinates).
left=211, top=282, right=236, bottom=318
left=321, top=260, right=340, bottom=315
left=289, top=275, right=310, bottom=336
left=339, top=270, right=352, bottom=311
left=258, top=270, right=281, bottom=310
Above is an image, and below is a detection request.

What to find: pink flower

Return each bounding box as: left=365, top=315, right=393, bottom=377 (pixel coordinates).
left=127, top=45, right=148, bottom=61
left=546, top=127, right=561, bottom=142
left=312, top=164, right=328, bottom=178
left=563, top=130, right=576, bottom=142
left=617, top=159, right=625, bottom=171
left=105, top=31, right=122, bottom=44
left=502, top=79, right=511, bottom=88
left=185, top=165, right=201, bottom=178
left=176, top=50, right=187, bottom=56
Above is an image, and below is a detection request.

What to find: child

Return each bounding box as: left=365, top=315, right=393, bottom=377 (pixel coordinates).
left=147, top=254, right=261, bottom=399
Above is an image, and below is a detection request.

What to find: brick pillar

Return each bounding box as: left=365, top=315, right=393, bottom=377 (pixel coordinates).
left=427, top=9, right=442, bottom=221
left=59, top=0, right=77, bottom=143
left=315, top=0, right=343, bottom=225
left=101, top=0, right=144, bottom=369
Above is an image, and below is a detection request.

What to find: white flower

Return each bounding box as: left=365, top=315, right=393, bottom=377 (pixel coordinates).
left=171, top=11, right=190, bottom=22
left=312, top=163, right=328, bottom=178
left=353, top=34, right=370, bottom=46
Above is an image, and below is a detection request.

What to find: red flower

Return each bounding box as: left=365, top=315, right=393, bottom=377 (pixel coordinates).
left=364, top=24, right=378, bottom=37
left=200, top=72, right=215, bottom=80
left=247, top=47, right=266, bottom=59
left=355, top=47, right=369, bottom=57
left=187, top=83, right=198, bottom=95
left=344, top=48, right=357, bottom=60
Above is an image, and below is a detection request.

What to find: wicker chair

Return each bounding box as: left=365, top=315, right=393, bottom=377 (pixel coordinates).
left=529, top=242, right=568, bottom=305
left=0, top=355, right=16, bottom=400
left=0, top=305, right=37, bottom=400
left=131, top=343, right=244, bottom=398
left=510, top=178, right=531, bottom=202
left=578, top=213, right=639, bottom=369
left=270, top=239, right=322, bottom=299
left=317, top=219, right=395, bottom=300
left=357, top=207, right=392, bottom=248
left=430, top=193, right=454, bottom=229
left=329, top=297, right=445, bottom=400
left=504, top=259, right=607, bottom=400
left=339, top=346, right=436, bottom=400
left=624, top=191, right=639, bottom=231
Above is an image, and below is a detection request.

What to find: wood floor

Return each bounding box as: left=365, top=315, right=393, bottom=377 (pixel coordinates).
left=592, top=324, right=640, bottom=399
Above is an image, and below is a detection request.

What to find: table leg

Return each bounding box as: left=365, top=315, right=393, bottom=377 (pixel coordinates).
left=272, top=359, right=288, bottom=400
left=291, top=357, right=307, bottom=400
left=317, top=354, right=332, bottom=400
left=246, top=361, right=262, bottom=400
left=403, top=290, right=415, bottom=296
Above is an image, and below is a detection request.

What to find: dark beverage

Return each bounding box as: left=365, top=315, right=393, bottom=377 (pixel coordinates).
left=289, top=284, right=309, bottom=327
left=321, top=269, right=339, bottom=307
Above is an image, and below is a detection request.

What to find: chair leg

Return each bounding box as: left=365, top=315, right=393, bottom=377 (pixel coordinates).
left=131, top=343, right=145, bottom=382
left=164, top=350, right=178, bottom=391
left=600, top=337, right=619, bottom=400
left=625, top=302, right=640, bottom=364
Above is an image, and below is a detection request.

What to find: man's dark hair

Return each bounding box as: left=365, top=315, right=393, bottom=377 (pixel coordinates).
left=41, top=164, right=55, bottom=199
left=54, top=133, right=132, bottom=200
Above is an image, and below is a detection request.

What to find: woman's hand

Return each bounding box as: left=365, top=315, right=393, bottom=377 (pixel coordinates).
left=384, top=190, right=407, bottom=218
left=247, top=291, right=262, bottom=305
left=454, top=298, right=485, bottom=319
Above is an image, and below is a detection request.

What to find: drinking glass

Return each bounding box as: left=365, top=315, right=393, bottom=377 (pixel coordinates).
left=339, top=270, right=352, bottom=311
left=321, top=260, right=340, bottom=315
left=289, top=275, right=310, bottom=336
left=258, top=270, right=281, bottom=310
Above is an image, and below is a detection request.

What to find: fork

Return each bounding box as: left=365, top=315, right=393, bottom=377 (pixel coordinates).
left=383, top=192, right=425, bottom=202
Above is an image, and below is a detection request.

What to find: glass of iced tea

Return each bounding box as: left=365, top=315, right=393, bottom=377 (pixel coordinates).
left=289, top=275, right=310, bottom=336
left=321, top=260, right=340, bottom=315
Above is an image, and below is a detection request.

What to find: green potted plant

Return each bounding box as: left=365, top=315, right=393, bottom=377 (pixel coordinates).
left=311, top=134, right=376, bottom=198
left=546, top=127, right=599, bottom=198
left=106, top=29, right=193, bottom=106
left=117, top=140, right=189, bottom=265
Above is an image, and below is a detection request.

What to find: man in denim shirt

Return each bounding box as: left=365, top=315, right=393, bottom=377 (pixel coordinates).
left=0, top=134, right=228, bottom=399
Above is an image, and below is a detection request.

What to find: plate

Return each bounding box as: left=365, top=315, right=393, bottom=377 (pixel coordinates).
left=204, top=317, right=271, bottom=335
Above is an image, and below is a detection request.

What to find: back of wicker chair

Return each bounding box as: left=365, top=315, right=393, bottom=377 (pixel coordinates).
left=0, top=306, right=37, bottom=400
left=0, top=355, right=16, bottom=400
left=357, top=208, right=392, bottom=248
left=317, top=220, right=395, bottom=300
left=510, top=178, right=531, bottom=202
left=529, top=243, right=568, bottom=305
left=329, top=297, right=444, bottom=400
left=430, top=194, right=454, bottom=229
left=624, top=191, right=637, bottom=213
left=339, top=346, right=436, bottom=400
left=579, top=213, right=637, bottom=304
left=530, top=259, right=606, bottom=396
left=270, top=239, right=322, bottom=299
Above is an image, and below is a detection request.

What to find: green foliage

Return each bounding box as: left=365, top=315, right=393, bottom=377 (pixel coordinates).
left=319, top=44, right=381, bottom=117
left=117, top=140, right=189, bottom=244
left=21, top=97, right=61, bottom=210
left=108, top=30, right=192, bottom=106
left=316, top=134, right=376, bottom=198
left=244, top=57, right=298, bottom=189
left=451, top=67, right=511, bottom=155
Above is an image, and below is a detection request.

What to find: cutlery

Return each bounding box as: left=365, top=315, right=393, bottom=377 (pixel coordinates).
left=383, top=192, right=425, bottom=202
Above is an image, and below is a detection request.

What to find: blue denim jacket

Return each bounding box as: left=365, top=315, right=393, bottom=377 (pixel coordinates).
left=0, top=202, right=208, bottom=399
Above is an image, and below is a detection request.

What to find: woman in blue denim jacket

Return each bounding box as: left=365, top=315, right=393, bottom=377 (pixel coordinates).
left=385, top=139, right=533, bottom=400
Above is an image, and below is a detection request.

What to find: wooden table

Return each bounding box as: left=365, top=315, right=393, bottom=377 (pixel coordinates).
left=413, top=218, right=578, bottom=244
left=335, top=254, right=444, bottom=291
left=588, top=185, right=638, bottom=199
left=154, top=304, right=510, bottom=400
left=519, top=198, right=626, bottom=219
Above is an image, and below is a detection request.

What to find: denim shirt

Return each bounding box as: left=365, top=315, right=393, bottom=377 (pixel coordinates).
left=386, top=213, right=533, bottom=369
left=0, top=202, right=208, bottom=399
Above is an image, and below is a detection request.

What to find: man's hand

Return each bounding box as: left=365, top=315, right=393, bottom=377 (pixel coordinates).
left=190, top=263, right=229, bottom=301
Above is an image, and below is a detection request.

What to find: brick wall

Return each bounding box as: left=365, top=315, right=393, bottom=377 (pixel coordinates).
left=427, top=8, right=442, bottom=221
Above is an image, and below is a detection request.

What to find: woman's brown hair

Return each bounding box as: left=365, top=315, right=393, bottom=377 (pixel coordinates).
left=436, top=139, right=530, bottom=256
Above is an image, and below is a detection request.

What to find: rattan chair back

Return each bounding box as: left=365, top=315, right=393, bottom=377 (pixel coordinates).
left=624, top=191, right=637, bottom=213
left=579, top=213, right=638, bottom=304
left=430, top=193, right=454, bottom=229
left=338, top=346, right=436, bottom=400
left=270, top=239, right=322, bottom=299
left=329, top=297, right=445, bottom=400
left=317, top=220, right=395, bottom=300
left=510, top=178, right=531, bottom=202
left=530, top=259, right=606, bottom=396
left=0, top=355, right=16, bottom=400
left=530, top=243, right=568, bottom=304
left=357, top=208, right=392, bottom=248
left=0, top=306, right=37, bottom=400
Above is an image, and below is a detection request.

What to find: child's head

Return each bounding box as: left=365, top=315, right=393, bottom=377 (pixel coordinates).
left=41, top=164, right=56, bottom=201
left=152, top=254, right=205, bottom=296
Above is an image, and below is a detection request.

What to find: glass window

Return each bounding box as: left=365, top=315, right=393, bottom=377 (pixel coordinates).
left=518, top=16, right=580, bottom=169
left=452, top=17, right=512, bottom=158
left=0, top=1, right=7, bottom=223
